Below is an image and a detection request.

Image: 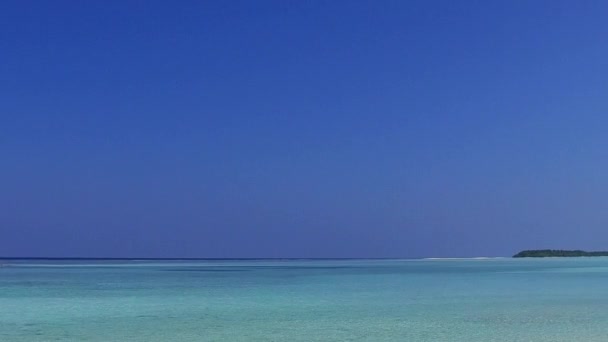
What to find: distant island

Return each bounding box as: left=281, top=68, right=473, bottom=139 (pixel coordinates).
left=513, top=250, right=608, bottom=258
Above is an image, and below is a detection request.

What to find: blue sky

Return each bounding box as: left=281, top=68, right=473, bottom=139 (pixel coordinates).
left=2, top=0, right=608, bottom=258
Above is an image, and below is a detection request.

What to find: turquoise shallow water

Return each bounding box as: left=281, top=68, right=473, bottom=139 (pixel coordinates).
left=2, top=258, right=608, bottom=341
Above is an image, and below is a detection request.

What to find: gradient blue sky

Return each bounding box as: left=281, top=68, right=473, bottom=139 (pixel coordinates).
left=2, top=0, right=608, bottom=258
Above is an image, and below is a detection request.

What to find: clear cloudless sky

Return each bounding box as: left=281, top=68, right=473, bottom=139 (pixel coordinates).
left=2, top=0, right=608, bottom=258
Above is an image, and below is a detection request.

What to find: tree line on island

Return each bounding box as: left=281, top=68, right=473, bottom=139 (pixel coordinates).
left=513, top=250, right=608, bottom=258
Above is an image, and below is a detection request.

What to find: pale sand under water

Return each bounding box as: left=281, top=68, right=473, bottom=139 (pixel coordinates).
left=2, top=258, right=608, bottom=341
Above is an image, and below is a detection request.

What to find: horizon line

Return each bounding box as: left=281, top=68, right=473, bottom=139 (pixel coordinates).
left=0, top=256, right=508, bottom=261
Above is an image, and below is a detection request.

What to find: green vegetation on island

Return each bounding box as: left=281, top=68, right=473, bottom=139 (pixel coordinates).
left=513, top=250, right=608, bottom=258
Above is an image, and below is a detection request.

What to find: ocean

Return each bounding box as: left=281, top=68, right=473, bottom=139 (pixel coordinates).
left=1, top=258, right=608, bottom=341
